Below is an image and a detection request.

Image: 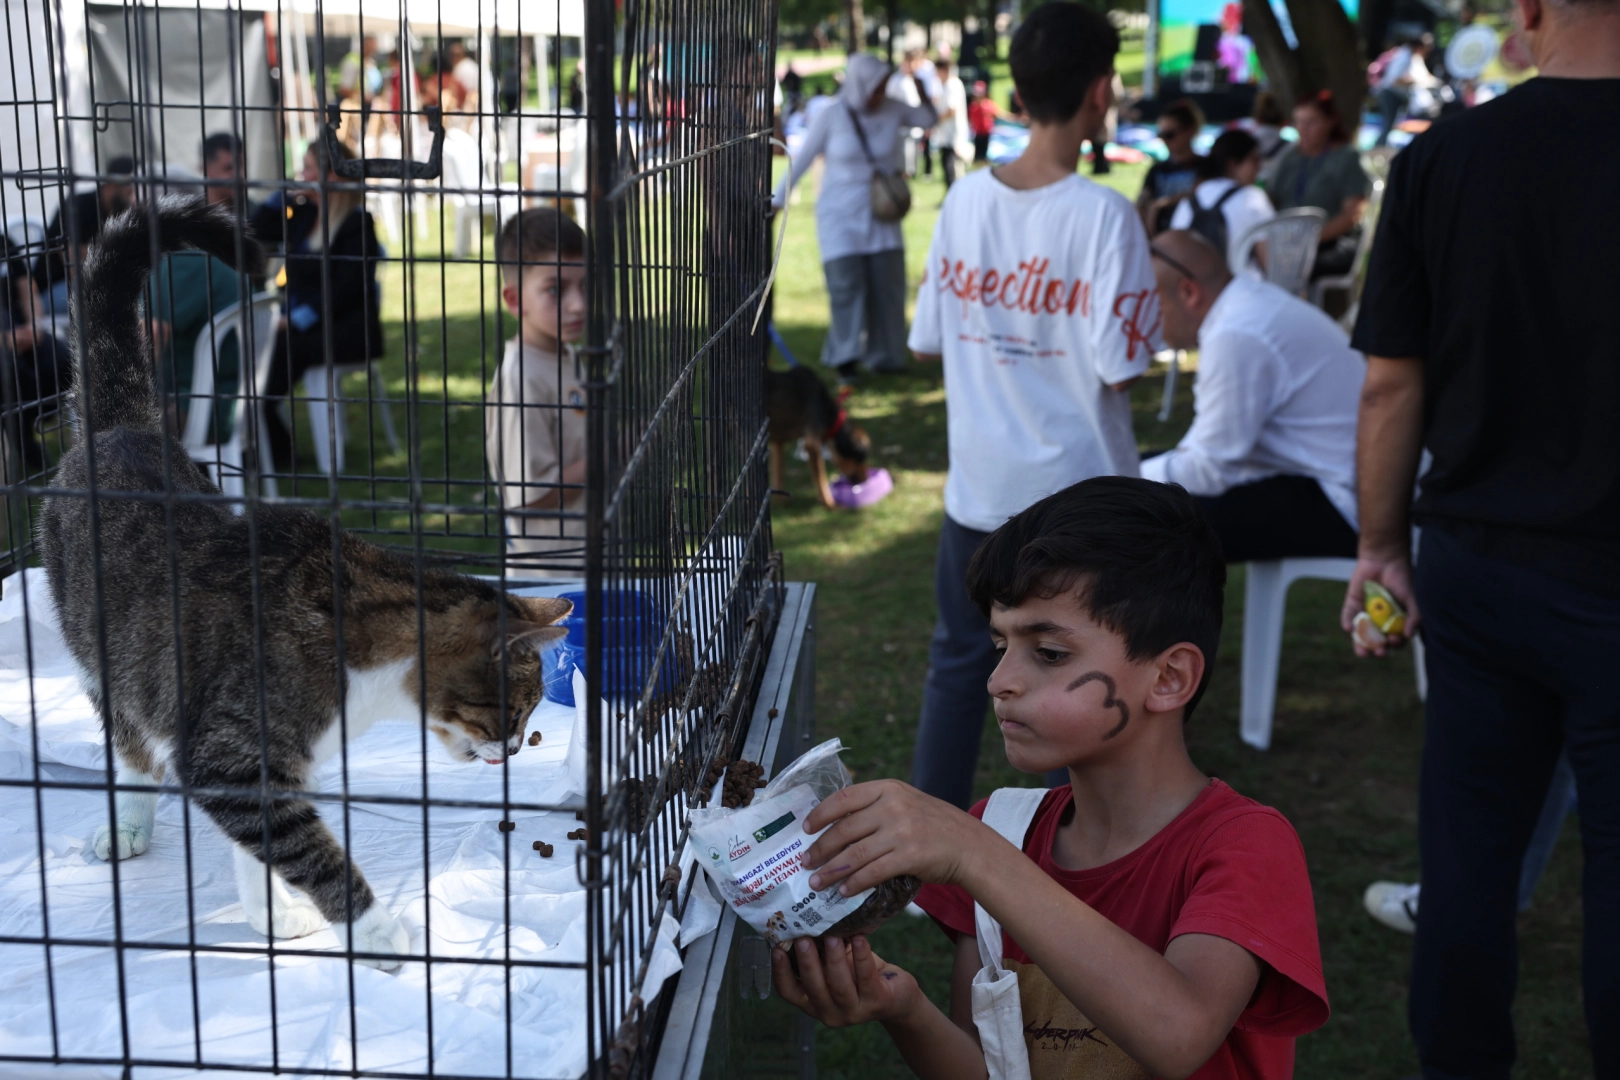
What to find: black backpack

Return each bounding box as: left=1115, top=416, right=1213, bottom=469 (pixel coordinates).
left=1184, top=184, right=1244, bottom=256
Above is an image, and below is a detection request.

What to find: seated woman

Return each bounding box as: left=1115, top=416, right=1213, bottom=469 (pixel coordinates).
left=1168, top=128, right=1276, bottom=276
left=148, top=250, right=241, bottom=441
left=1138, top=98, right=1205, bottom=235
left=1268, top=91, right=1372, bottom=279
left=249, top=139, right=384, bottom=473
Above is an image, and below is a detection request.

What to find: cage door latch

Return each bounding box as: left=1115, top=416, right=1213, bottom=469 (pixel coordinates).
left=323, top=103, right=445, bottom=182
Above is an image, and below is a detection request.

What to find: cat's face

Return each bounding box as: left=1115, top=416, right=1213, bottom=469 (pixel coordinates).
left=424, top=596, right=571, bottom=764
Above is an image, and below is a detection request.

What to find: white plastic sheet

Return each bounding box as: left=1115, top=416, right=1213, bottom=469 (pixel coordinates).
left=0, top=569, right=690, bottom=1078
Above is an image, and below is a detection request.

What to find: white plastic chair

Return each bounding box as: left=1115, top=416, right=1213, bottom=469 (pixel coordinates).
left=1310, top=178, right=1385, bottom=317
left=300, top=361, right=401, bottom=477
left=1157, top=349, right=1183, bottom=423
left=1234, top=208, right=1326, bottom=298
left=442, top=127, right=522, bottom=259
left=1240, top=556, right=1427, bottom=750
left=182, top=293, right=281, bottom=499
left=366, top=132, right=408, bottom=246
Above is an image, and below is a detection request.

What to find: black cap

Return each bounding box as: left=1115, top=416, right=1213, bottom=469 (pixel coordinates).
left=104, top=155, right=136, bottom=179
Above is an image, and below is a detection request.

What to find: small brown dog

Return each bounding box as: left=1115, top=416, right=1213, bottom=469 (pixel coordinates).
left=765, top=366, right=871, bottom=510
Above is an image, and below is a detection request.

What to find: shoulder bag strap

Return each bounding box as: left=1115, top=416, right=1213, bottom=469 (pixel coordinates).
left=844, top=103, right=880, bottom=170
left=972, top=787, right=1050, bottom=975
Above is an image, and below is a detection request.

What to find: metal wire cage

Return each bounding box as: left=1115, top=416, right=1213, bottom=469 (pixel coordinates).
left=0, top=0, right=781, bottom=1074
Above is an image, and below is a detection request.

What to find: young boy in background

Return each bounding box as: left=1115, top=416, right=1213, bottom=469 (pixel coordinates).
left=774, top=478, right=1329, bottom=1079
left=485, top=208, right=588, bottom=573
left=908, top=0, right=1162, bottom=810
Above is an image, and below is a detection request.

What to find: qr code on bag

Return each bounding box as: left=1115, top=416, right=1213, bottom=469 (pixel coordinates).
left=801, top=910, right=821, bottom=927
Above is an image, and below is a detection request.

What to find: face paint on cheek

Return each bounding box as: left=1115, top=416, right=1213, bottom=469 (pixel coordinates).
left=1066, top=670, right=1131, bottom=740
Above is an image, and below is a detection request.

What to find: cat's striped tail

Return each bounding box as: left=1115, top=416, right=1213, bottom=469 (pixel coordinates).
left=72, top=196, right=265, bottom=433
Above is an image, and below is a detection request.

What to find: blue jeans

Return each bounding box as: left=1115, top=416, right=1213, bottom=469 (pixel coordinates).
left=911, top=515, right=998, bottom=809
left=1411, top=525, right=1619, bottom=1080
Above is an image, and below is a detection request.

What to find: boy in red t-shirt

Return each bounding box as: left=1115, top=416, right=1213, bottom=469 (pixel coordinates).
left=965, top=80, right=1000, bottom=164
left=773, top=477, right=1328, bottom=1079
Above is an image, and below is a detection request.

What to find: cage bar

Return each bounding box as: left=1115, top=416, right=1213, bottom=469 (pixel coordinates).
left=0, top=0, right=784, bottom=1073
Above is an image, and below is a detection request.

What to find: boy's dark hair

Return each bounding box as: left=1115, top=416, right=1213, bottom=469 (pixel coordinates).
left=202, top=132, right=241, bottom=163
left=966, top=477, right=1227, bottom=720
left=497, top=207, right=586, bottom=282
left=1008, top=2, right=1120, bottom=125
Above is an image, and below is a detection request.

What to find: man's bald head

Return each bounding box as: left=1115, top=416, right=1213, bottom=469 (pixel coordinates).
left=1151, top=230, right=1233, bottom=350
left=1152, top=230, right=1233, bottom=287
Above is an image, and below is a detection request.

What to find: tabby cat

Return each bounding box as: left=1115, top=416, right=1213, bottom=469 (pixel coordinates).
left=40, top=197, right=570, bottom=970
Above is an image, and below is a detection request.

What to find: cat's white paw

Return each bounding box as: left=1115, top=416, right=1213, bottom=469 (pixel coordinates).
left=244, top=889, right=328, bottom=941
left=342, top=905, right=410, bottom=972
left=91, top=820, right=152, bottom=861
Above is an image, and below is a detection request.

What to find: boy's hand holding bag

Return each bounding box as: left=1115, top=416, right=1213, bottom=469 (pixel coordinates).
left=799, top=778, right=1046, bottom=1080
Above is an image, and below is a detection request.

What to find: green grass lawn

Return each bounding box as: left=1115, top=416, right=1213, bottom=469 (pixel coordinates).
left=326, top=151, right=1587, bottom=1077
left=767, top=162, right=1591, bottom=1079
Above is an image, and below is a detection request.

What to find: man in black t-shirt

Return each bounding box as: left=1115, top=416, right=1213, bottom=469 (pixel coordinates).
left=1344, top=0, right=1620, bottom=1074
left=32, top=154, right=136, bottom=308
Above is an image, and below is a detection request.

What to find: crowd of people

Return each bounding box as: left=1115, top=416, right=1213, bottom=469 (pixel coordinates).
left=1, top=129, right=386, bottom=477
left=744, top=0, right=1619, bottom=1078
left=5, top=1, right=1613, bottom=1073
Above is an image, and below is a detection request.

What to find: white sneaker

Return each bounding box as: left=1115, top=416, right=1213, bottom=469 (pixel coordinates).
left=1364, top=881, right=1421, bottom=934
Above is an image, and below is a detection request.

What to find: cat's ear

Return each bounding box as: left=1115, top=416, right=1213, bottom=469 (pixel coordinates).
left=484, top=597, right=572, bottom=658
left=484, top=617, right=569, bottom=658
left=504, top=621, right=569, bottom=654
left=512, top=596, right=573, bottom=625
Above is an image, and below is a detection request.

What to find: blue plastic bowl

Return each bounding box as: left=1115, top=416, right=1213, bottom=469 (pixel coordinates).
left=540, top=588, right=677, bottom=706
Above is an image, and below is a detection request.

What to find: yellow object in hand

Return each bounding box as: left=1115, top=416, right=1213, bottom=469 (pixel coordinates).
left=1363, top=582, right=1407, bottom=637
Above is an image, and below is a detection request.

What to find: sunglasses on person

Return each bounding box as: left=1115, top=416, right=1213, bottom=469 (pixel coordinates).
left=1150, top=246, right=1199, bottom=281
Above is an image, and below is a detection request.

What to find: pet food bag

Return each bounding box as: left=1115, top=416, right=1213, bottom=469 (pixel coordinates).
left=690, top=737, right=918, bottom=946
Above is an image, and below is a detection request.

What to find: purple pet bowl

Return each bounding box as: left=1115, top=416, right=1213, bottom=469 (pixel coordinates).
left=830, top=467, right=894, bottom=509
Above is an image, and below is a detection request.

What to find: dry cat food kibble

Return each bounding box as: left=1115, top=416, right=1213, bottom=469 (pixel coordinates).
left=528, top=731, right=542, bottom=746
left=721, top=759, right=767, bottom=809
left=567, top=828, right=589, bottom=841
left=497, top=820, right=515, bottom=833
left=825, top=875, right=923, bottom=938
left=533, top=841, right=554, bottom=857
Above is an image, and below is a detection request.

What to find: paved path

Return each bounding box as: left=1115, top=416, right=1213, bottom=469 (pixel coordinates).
left=777, top=55, right=847, bottom=79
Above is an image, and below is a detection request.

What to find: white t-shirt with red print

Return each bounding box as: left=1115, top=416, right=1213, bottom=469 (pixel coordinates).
left=909, top=170, right=1161, bottom=533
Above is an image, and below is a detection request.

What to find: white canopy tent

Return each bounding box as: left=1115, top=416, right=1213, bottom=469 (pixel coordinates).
left=126, top=0, right=586, bottom=36
left=0, top=0, right=583, bottom=239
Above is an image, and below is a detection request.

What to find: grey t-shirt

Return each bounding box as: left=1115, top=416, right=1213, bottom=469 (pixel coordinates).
left=1270, top=145, right=1371, bottom=216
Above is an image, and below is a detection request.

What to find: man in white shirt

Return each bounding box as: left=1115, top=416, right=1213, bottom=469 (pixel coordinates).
left=931, top=58, right=973, bottom=191
left=907, top=2, right=1159, bottom=808
left=1142, top=230, right=1364, bottom=562
left=1375, top=34, right=1435, bottom=146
